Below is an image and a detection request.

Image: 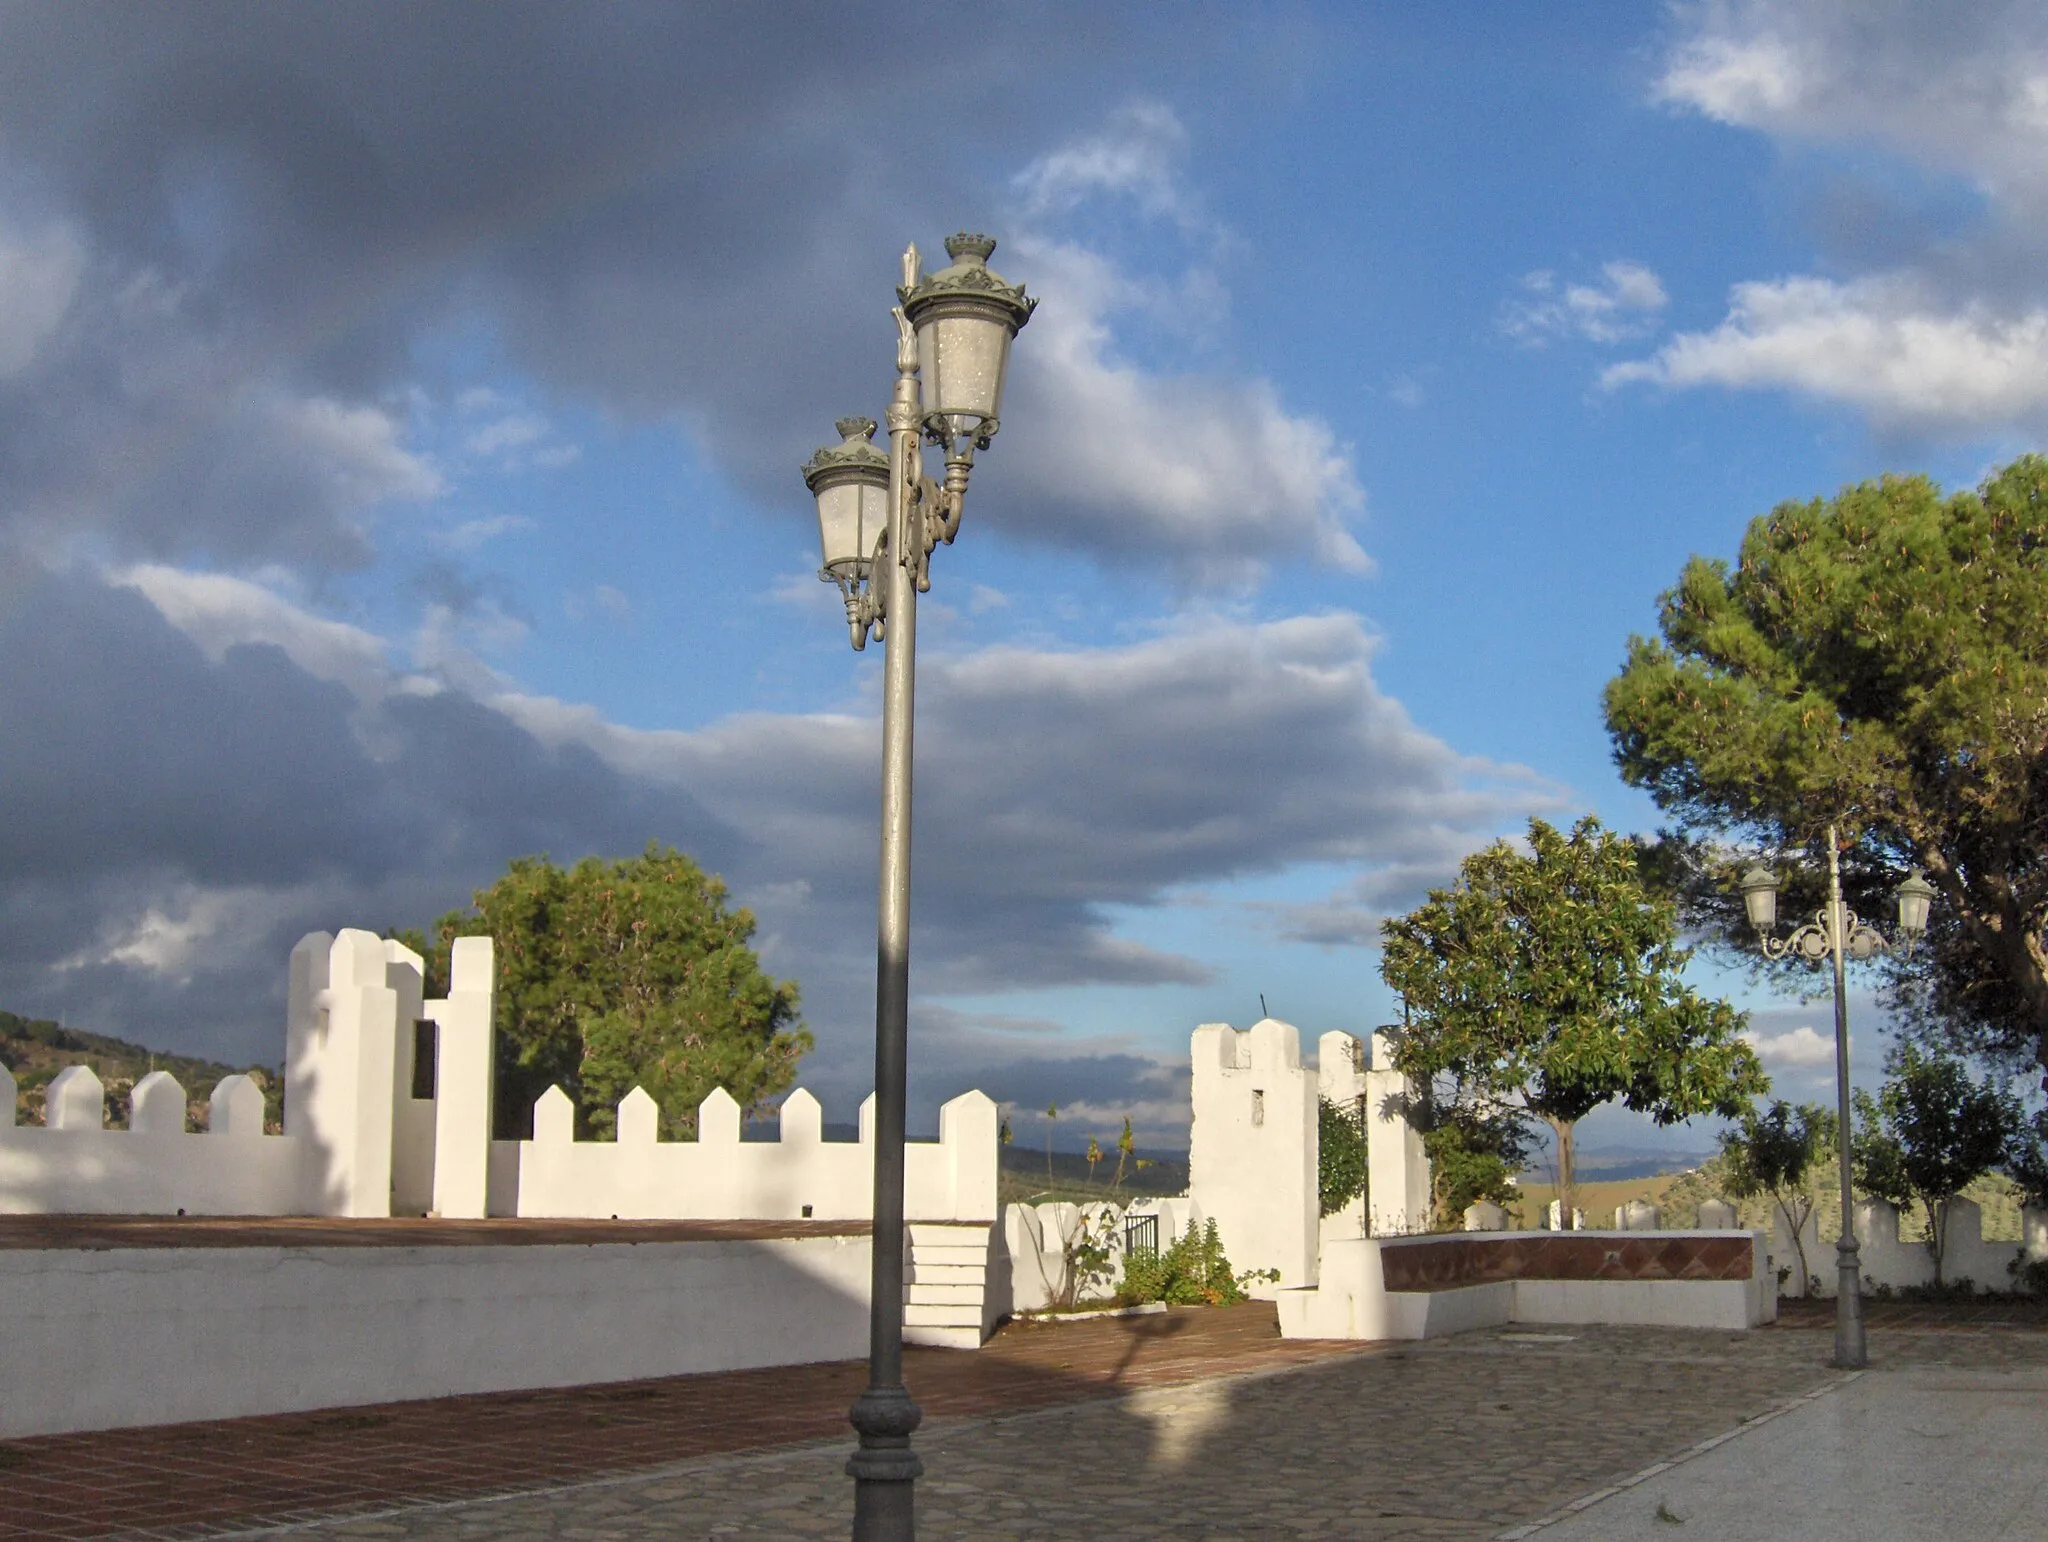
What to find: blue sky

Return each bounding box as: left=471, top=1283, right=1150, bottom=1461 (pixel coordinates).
left=0, top=2, right=2041, bottom=1158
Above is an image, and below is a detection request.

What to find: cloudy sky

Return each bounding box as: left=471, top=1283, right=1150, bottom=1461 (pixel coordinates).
left=0, top=1, right=2039, bottom=1156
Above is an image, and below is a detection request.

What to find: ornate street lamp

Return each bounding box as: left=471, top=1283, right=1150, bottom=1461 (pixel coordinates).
left=802, top=234, right=1034, bottom=1541
left=1740, top=826, right=1934, bottom=1370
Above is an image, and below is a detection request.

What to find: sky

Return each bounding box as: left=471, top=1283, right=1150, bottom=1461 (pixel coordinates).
left=0, top=1, right=2043, bottom=1160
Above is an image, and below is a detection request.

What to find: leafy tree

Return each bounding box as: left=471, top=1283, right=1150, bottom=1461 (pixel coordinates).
left=1719, top=1101, right=1835, bottom=1292
left=1085, top=1133, right=1103, bottom=1184
left=421, top=844, right=807, bottom=1139
left=1603, top=458, right=2048, bottom=1086
left=1419, top=1104, right=1533, bottom=1228
left=1853, top=1043, right=2019, bottom=1284
left=2005, top=1106, right=2048, bottom=1211
left=1317, top=1095, right=1367, bottom=1218
left=1380, top=815, right=1766, bottom=1224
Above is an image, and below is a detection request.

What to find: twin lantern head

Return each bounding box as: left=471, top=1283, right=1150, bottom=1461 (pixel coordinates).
left=802, top=234, right=1037, bottom=581
left=1739, top=862, right=1936, bottom=950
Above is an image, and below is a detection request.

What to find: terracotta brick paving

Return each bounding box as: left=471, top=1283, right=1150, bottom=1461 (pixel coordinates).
left=0, top=1216, right=869, bottom=1251
left=1771, top=1294, right=2048, bottom=1332
left=0, top=1304, right=1372, bottom=1540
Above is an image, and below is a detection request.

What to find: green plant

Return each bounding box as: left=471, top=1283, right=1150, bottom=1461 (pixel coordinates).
left=1853, top=1043, right=2019, bottom=1285
left=1119, top=1220, right=1254, bottom=1307
left=1720, top=1101, right=1835, bottom=1291
left=1604, top=455, right=2048, bottom=1091
left=1056, top=1207, right=1121, bottom=1309
left=1380, top=815, right=1765, bottom=1225
left=1318, top=1096, right=1366, bottom=1218
left=414, top=844, right=805, bottom=1139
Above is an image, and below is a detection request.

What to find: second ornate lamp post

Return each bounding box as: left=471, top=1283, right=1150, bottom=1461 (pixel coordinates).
left=801, top=234, right=1035, bottom=1542
left=1739, top=827, right=1934, bottom=1370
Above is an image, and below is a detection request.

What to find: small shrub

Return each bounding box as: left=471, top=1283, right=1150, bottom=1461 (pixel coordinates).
left=1120, top=1220, right=1256, bottom=1307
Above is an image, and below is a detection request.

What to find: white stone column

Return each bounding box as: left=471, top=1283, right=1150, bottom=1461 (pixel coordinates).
left=287, top=929, right=401, bottom=1218
left=427, top=936, right=495, bottom=1220
left=1188, top=1018, right=1317, bottom=1294
left=1364, top=1032, right=1430, bottom=1235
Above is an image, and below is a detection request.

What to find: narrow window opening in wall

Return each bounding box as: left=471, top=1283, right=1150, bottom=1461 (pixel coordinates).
left=411, top=1020, right=437, bottom=1100
left=1251, top=1088, right=1265, bottom=1126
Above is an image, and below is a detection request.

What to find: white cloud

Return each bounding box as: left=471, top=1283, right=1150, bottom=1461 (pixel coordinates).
left=1001, top=237, right=1369, bottom=582
left=265, top=394, right=445, bottom=507
left=56, top=886, right=290, bottom=982
left=1604, top=274, right=2048, bottom=434
left=0, top=215, right=83, bottom=378
left=1501, top=261, right=1669, bottom=346
left=1657, top=2, right=2048, bottom=215
left=1013, top=101, right=1200, bottom=230
left=113, top=563, right=398, bottom=704
left=434, top=513, right=535, bottom=551
left=1628, top=3, right=2048, bottom=436
left=1742, top=1023, right=1837, bottom=1068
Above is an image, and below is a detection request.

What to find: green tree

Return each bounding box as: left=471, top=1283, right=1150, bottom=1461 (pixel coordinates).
left=1419, top=1104, right=1532, bottom=1228
left=422, top=844, right=807, bottom=1139
left=1719, top=1100, right=1835, bottom=1292
left=1603, top=458, right=2048, bottom=1085
left=1317, top=1095, right=1367, bottom=1219
left=1852, top=1043, right=2019, bottom=1285
left=2005, top=1106, right=2048, bottom=1211
left=1085, top=1133, right=1103, bottom=1184
left=1380, top=815, right=1766, bottom=1225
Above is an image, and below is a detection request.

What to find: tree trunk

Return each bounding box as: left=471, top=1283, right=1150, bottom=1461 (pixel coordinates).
left=1777, top=1193, right=1812, bottom=1294
left=1928, top=1195, right=1949, bottom=1287
left=1549, top=1117, right=1578, bottom=1230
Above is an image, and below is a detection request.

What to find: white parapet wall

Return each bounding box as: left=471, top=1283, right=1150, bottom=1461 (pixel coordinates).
left=0, top=930, right=494, bottom=1220
left=1278, top=1228, right=1777, bottom=1342
left=504, top=1085, right=999, bottom=1223
left=1771, top=1196, right=2047, bottom=1297
left=0, top=1231, right=871, bottom=1438
left=1189, top=1019, right=1319, bottom=1295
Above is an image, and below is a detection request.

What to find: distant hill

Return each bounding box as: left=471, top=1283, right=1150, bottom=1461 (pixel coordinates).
left=0, top=1010, right=281, bottom=1132
left=998, top=1143, right=1189, bottom=1207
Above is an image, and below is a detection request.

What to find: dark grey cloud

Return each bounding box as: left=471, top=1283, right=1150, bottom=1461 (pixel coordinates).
left=0, top=5, right=1365, bottom=580
left=0, top=555, right=733, bottom=1062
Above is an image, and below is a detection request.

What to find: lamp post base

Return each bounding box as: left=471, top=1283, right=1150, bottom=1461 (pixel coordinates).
left=1834, top=1236, right=1867, bottom=1370
left=848, top=1384, right=923, bottom=1540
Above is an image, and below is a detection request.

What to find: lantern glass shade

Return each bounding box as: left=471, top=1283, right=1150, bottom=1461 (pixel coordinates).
left=914, top=299, right=1016, bottom=431
left=813, top=471, right=889, bottom=575
left=1739, top=866, right=1779, bottom=932
left=1895, top=869, right=1936, bottom=936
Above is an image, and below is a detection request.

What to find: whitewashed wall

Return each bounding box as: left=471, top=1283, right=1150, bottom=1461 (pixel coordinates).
left=1773, top=1196, right=2048, bottom=1297
left=1189, top=1019, right=1319, bottom=1295
left=0, top=929, right=481, bottom=1219
left=0, top=1233, right=871, bottom=1438
left=1, top=927, right=1003, bottom=1227
left=506, top=1085, right=999, bottom=1223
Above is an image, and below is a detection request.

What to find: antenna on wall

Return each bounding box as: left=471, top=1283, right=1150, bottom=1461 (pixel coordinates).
left=1259, top=993, right=1269, bottom=1018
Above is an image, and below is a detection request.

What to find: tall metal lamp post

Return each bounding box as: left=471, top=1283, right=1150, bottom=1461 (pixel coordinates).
left=801, top=234, right=1035, bottom=1541
left=1739, top=827, right=1935, bottom=1370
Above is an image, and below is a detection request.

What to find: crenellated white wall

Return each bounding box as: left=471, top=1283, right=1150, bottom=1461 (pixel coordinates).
left=507, top=1085, right=998, bottom=1222
left=1, top=927, right=1004, bottom=1232
left=1189, top=1018, right=1319, bottom=1294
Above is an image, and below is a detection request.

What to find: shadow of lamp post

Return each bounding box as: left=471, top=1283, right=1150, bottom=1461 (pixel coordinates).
left=1739, top=827, right=1935, bottom=1370
left=801, top=234, right=1035, bottom=1542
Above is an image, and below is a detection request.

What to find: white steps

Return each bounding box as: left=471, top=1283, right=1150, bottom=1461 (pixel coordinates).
left=902, top=1221, right=993, bottom=1349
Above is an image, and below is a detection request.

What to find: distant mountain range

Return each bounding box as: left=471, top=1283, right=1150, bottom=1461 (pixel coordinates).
left=0, top=1010, right=281, bottom=1131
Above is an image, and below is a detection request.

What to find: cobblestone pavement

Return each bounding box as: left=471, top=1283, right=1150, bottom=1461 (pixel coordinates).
left=243, top=1323, right=1913, bottom=1541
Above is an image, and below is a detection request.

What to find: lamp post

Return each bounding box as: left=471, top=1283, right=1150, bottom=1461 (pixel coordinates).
left=1739, top=826, right=1935, bottom=1370
left=802, top=234, right=1034, bottom=1542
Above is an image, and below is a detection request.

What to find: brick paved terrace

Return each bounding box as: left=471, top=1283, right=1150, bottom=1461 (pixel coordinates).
left=3, top=1300, right=2043, bottom=1539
